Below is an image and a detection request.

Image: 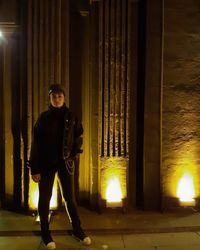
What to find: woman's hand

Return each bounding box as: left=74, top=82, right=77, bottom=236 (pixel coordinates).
left=32, top=174, right=41, bottom=183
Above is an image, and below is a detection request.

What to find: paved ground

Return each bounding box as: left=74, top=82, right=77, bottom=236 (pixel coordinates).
left=2, top=232, right=200, bottom=250
left=1, top=207, right=200, bottom=249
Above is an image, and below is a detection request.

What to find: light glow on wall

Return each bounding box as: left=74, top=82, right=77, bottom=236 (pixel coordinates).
left=100, top=157, right=128, bottom=208
left=106, top=176, right=122, bottom=202
left=29, top=178, right=58, bottom=210
left=177, top=172, right=195, bottom=202
left=169, top=153, right=199, bottom=202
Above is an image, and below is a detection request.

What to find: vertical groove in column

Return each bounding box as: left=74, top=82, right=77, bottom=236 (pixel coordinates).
left=104, top=0, right=110, bottom=157
left=58, top=0, right=61, bottom=85
left=54, top=0, right=58, bottom=83
left=50, top=0, right=55, bottom=84
left=33, top=0, right=39, bottom=121
left=109, top=0, right=114, bottom=157
left=110, top=0, right=117, bottom=157
left=27, top=0, right=33, bottom=155
left=116, top=0, right=121, bottom=157
left=60, top=0, right=69, bottom=103
left=55, top=0, right=61, bottom=85
left=120, top=0, right=126, bottom=156
left=115, top=0, right=121, bottom=156
left=127, top=0, right=130, bottom=158
left=113, top=0, right=117, bottom=157
left=39, top=0, right=44, bottom=111
left=119, top=0, right=123, bottom=156
left=125, top=0, right=129, bottom=156
left=99, top=0, right=104, bottom=157
left=109, top=0, right=113, bottom=157
left=108, top=0, right=111, bottom=157
left=118, top=0, right=121, bottom=156
left=44, top=0, right=50, bottom=106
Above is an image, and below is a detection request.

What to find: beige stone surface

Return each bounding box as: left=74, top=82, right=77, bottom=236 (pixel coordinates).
left=162, top=0, right=200, bottom=204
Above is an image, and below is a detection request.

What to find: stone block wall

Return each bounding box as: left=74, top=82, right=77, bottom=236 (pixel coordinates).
left=162, top=0, right=200, bottom=204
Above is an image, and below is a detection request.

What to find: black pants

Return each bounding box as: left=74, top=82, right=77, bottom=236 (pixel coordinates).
left=38, top=160, right=80, bottom=229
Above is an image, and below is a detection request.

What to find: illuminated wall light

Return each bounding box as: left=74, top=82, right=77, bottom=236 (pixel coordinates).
left=0, top=30, right=7, bottom=43
left=177, top=172, right=196, bottom=206
left=100, top=157, right=128, bottom=209
left=50, top=184, right=58, bottom=209
left=106, top=176, right=123, bottom=207
left=29, top=177, right=58, bottom=210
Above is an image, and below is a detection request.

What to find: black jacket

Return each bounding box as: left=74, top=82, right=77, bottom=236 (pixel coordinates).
left=29, top=104, right=83, bottom=175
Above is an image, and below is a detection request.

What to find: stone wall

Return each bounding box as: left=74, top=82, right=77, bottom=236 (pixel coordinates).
left=162, top=0, right=200, bottom=204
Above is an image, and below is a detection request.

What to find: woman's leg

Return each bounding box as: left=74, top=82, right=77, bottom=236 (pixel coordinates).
left=38, top=169, right=56, bottom=245
left=57, top=160, right=80, bottom=229
left=58, top=160, right=92, bottom=245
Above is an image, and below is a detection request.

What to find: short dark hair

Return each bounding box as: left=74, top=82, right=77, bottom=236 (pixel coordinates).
left=48, top=84, right=65, bottom=96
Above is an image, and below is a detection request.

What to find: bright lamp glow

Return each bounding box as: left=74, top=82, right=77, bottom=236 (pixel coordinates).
left=177, top=173, right=195, bottom=202
left=0, top=31, right=3, bottom=38
left=106, top=176, right=122, bottom=202
left=29, top=178, right=58, bottom=210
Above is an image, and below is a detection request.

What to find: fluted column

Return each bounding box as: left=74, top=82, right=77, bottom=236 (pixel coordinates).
left=99, top=0, right=130, bottom=206
left=0, top=23, right=22, bottom=209
left=27, top=0, right=69, bottom=209
left=27, top=0, right=69, bottom=150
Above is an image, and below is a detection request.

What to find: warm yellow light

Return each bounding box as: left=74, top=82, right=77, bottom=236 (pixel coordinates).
left=30, top=184, right=39, bottom=209
left=106, top=176, right=122, bottom=202
left=177, top=173, right=195, bottom=202
left=29, top=178, right=58, bottom=210
left=50, top=185, right=58, bottom=208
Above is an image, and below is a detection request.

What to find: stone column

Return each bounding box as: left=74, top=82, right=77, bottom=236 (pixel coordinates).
left=27, top=0, right=70, bottom=155
left=27, top=0, right=70, bottom=209
left=27, top=0, right=69, bottom=123
left=0, top=23, right=23, bottom=209
left=98, top=0, right=130, bottom=208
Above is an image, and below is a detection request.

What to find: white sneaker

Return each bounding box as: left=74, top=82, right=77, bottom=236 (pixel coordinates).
left=46, top=241, right=56, bottom=250
left=83, top=236, right=92, bottom=246
left=72, top=227, right=92, bottom=246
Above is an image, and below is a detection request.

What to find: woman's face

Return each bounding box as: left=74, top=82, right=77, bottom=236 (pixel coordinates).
left=50, top=92, right=65, bottom=108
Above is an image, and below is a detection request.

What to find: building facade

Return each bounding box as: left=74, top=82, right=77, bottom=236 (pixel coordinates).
left=0, top=0, right=199, bottom=212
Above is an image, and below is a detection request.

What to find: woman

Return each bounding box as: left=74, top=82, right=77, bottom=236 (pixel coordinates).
left=29, top=84, right=91, bottom=250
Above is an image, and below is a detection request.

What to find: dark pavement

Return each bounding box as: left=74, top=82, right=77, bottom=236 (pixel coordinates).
left=1, top=206, right=200, bottom=249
